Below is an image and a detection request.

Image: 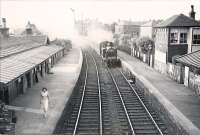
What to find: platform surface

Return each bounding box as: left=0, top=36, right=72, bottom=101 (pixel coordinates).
left=8, top=47, right=82, bottom=134
left=118, top=51, right=200, bottom=134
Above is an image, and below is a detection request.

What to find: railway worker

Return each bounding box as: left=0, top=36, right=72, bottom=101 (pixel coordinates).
left=40, top=87, right=49, bottom=118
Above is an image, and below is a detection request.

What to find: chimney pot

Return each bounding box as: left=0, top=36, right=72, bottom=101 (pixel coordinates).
left=189, top=5, right=196, bottom=20
left=2, top=18, right=6, bottom=28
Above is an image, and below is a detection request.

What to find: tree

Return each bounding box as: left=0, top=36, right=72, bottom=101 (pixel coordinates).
left=136, top=36, right=154, bottom=54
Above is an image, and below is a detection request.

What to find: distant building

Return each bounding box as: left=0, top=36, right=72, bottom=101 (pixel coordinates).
left=115, top=20, right=140, bottom=37
left=140, top=20, right=162, bottom=39
left=75, top=19, right=90, bottom=36
left=21, top=21, right=42, bottom=36
left=154, top=13, right=200, bottom=74
left=115, top=20, right=140, bottom=46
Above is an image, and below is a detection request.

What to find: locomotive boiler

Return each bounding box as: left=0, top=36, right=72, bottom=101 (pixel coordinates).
left=99, top=41, right=121, bottom=67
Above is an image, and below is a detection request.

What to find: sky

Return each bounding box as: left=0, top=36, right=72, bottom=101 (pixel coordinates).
left=1, top=0, right=200, bottom=39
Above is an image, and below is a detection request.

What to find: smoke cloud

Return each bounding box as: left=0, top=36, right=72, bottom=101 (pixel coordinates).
left=86, top=27, right=113, bottom=45
left=70, top=23, right=113, bottom=48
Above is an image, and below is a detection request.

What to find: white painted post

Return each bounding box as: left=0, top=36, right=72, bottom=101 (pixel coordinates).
left=184, top=66, right=189, bottom=87
left=143, top=54, right=146, bottom=63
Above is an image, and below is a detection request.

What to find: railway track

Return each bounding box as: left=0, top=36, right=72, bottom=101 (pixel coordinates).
left=108, top=68, right=167, bottom=135
left=54, top=51, right=102, bottom=135
left=54, top=48, right=168, bottom=135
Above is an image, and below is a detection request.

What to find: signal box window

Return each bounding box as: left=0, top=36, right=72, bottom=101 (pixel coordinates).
left=180, top=33, right=187, bottom=44
left=170, top=33, right=178, bottom=44
left=193, top=34, right=200, bottom=45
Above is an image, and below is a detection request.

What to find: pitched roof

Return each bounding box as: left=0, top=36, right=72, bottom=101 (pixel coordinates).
left=0, top=35, right=48, bottom=58
left=0, top=44, right=63, bottom=84
left=175, top=50, right=200, bottom=69
left=155, top=14, right=200, bottom=28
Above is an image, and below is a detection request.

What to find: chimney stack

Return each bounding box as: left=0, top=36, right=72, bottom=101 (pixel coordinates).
left=189, top=5, right=196, bottom=20
left=0, top=18, right=9, bottom=38
left=26, top=21, right=33, bottom=35
left=2, top=18, right=6, bottom=28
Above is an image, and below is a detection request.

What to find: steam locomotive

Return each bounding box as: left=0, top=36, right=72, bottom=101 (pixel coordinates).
left=99, top=41, right=121, bottom=67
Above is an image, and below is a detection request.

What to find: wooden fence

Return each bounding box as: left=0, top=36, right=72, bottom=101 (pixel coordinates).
left=166, top=63, right=184, bottom=84
left=188, top=72, right=200, bottom=95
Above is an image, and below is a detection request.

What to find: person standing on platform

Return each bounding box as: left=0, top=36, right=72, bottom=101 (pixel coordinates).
left=40, top=87, right=49, bottom=118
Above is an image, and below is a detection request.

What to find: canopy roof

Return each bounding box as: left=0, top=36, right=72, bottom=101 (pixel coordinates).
left=0, top=45, right=63, bottom=84
left=0, top=35, right=48, bottom=58
left=175, top=50, right=200, bottom=69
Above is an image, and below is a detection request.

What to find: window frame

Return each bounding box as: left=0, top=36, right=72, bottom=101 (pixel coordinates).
left=170, top=32, right=178, bottom=44
left=192, top=34, right=200, bottom=45
left=180, top=33, right=187, bottom=44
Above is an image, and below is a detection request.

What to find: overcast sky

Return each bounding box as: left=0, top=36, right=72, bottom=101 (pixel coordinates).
left=1, top=0, right=200, bottom=39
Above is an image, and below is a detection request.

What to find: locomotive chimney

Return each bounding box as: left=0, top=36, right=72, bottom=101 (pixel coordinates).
left=189, top=5, right=196, bottom=20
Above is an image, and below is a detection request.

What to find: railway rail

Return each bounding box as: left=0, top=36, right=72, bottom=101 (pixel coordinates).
left=54, top=48, right=168, bottom=135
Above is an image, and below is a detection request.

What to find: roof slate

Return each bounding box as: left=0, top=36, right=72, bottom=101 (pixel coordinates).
left=0, top=44, right=63, bottom=84
left=176, top=50, right=200, bottom=69
left=155, top=14, right=200, bottom=28
left=0, top=35, right=48, bottom=58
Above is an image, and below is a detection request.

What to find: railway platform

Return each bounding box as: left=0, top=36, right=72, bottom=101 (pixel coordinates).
left=118, top=50, right=200, bottom=135
left=6, top=46, right=82, bottom=134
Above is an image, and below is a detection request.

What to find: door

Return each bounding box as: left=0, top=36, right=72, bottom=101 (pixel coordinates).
left=184, top=66, right=189, bottom=87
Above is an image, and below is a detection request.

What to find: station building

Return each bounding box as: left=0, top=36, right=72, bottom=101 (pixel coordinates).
left=0, top=19, right=65, bottom=104
left=153, top=6, right=200, bottom=96
left=175, top=50, right=200, bottom=95
left=154, top=7, right=200, bottom=74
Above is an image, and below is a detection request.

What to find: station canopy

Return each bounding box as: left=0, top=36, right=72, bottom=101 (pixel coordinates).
left=0, top=35, right=48, bottom=58
left=175, top=50, right=200, bottom=69
left=0, top=45, right=63, bottom=84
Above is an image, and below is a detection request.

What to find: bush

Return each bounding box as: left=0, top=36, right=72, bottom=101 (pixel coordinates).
left=136, top=36, right=154, bottom=54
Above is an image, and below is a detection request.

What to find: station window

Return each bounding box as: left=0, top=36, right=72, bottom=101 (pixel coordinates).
left=193, top=34, right=200, bottom=45
left=170, top=33, right=178, bottom=43
left=180, top=33, right=187, bottom=44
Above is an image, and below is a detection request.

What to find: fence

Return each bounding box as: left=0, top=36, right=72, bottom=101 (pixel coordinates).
left=188, top=72, right=200, bottom=95
left=166, top=63, right=184, bottom=84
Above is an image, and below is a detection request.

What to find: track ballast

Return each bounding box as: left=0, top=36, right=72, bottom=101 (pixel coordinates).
left=54, top=48, right=168, bottom=135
